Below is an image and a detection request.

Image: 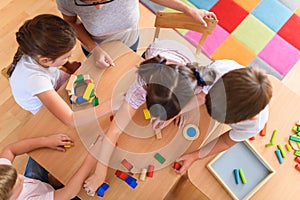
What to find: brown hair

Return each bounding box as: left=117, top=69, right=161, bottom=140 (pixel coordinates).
left=138, top=55, right=216, bottom=120
left=0, top=165, right=17, bottom=200
left=7, top=14, right=76, bottom=77
left=206, top=67, right=272, bottom=124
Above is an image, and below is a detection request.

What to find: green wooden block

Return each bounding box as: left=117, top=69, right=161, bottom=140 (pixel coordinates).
left=239, top=168, right=247, bottom=184
left=289, top=135, right=300, bottom=143
left=92, top=97, right=99, bottom=106
left=154, top=153, right=165, bottom=164
left=294, top=151, right=300, bottom=157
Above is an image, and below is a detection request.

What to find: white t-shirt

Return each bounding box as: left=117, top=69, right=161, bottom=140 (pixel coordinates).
left=0, top=158, right=54, bottom=200
left=9, top=55, right=62, bottom=113
left=125, top=43, right=268, bottom=141
left=56, top=0, right=139, bottom=48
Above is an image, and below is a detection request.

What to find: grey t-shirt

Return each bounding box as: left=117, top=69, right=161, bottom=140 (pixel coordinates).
left=56, top=0, right=139, bottom=47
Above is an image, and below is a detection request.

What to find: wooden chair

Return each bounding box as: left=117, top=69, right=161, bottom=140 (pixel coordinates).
left=154, top=11, right=218, bottom=56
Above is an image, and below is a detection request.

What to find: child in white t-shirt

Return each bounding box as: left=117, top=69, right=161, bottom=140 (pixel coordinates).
left=0, top=134, right=97, bottom=200
left=8, top=14, right=111, bottom=127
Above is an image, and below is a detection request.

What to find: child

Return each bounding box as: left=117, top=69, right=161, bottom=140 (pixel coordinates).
left=83, top=40, right=272, bottom=194
left=0, top=133, right=98, bottom=199
left=7, top=14, right=111, bottom=127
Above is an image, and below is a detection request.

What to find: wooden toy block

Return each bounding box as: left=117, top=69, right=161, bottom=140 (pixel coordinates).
left=259, top=123, right=267, bottom=136
left=154, top=129, right=162, bottom=139
left=285, top=144, right=292, bottom=152
left=121, top=159, right=133, bottom=171
left=297, top=142, right=300, bottom=149
left=139, top=168, right=147, bottom=181
left=295, top=164, right=300, bottom=172
left=233, top=169, right=240, bottom=184
left=109, top=115, right=114, bottom=121
left=76, top=96, right=87, bottom=104
left=147, top=165, right=154, bottom=177
left=249, top=136, right=255, bottom=141
left=275, top=150, right=283, bottom=164
left=239, top=168, right=246, bottom=184
left=66, top=74, right=77, bottom=93
left=115, top=170, right=128, bottom=181
left=76, top=74, right=85, bottom=86
left=292, top=125, right=298, bottom=133
left=294, top=150, right=300, bottom=157
left=83, top=83, right=95, bottom=100
left=154, top=153, right=166, bottom=164
left=64, top=144, right=71, bottom=148
left=295, top=156, right=300, bottom=163
left=289, top=135, right=300, bottom=143
left=96, top=182, right=109, bottom=197
left=92, top=97, right=99, bottom=106
left=277, top=144, right=286, bottom=158
left=83, top=74, right=91, bottom=80
left=125, top=175, right=137, bottom=189
left=143, top=108, right=151, bottom=119
left=296, top=120, right=300, bottom=126
left=173, top=162, right=182, bottom=170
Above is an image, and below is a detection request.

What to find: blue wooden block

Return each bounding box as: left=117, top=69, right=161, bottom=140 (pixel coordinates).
left=97, top=183, right=109, bottom=197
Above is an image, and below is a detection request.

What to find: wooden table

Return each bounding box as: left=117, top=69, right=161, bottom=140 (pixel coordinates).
left=19, top=41, right=218, bottom=199
left=188, top=76, right=300, bottom=199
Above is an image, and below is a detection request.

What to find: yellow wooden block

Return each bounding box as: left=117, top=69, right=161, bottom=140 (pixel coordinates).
left=64, top=144, right=72, bottom=148
left=83, top=83, right=95, bottom=100
left=143, top=108, right=151, bottom=120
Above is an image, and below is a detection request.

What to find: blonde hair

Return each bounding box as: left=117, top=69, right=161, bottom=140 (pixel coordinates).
left=206, top=67, right=272, bottom=124
left=138, top=55, right=216, bottom=120
left=0, top=165, right=17, bottom=200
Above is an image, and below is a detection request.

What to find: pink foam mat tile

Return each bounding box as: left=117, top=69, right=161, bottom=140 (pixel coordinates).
left=185, top=25, right=230, bottom=56
left=258, top=35, right=300, bottom=76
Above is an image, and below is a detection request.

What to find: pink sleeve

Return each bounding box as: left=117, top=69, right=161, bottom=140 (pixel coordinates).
left=125, top=76, right=147, bottom=109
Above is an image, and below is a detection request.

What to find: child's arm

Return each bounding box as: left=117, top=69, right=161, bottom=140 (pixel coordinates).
left=36, top=90, right=112, bottom=127
left=0, top=134, right=73, bottom=163
left=175, top=131, right=236, bottom=175
left=83, top=102, right=137, bottom=196
left=54, top=153, right=97, bottom=199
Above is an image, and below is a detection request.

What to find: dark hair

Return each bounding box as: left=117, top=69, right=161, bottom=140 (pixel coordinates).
left=7, top=14, right=76, bottom=77
left=206, top=67, right=272, bottom=124
left=0, top=165, right=18, bottom=200
left=138, top=55, right=216, bottom=120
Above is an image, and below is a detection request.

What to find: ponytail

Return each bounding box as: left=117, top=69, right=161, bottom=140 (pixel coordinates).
left=7, top=47, right=23, bottom=77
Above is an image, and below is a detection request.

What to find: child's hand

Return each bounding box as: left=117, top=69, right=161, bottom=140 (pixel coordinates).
left=45, top=134, right=74, bottom=152
left=173, top=115, right=186, bottom=127
left=83, top=173, right=105, bottom=196
left=174, top=151, right=199, bottom=175
left=92, top=46, right=115, bottom=68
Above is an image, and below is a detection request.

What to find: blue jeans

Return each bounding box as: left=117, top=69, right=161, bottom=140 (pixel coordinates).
left=81, top=37, right=140, bottom=57
left=24, top=157, right=81, bottom=199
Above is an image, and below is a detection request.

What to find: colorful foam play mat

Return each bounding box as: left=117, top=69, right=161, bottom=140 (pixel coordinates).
left=140, top=0, right=300, bottom=80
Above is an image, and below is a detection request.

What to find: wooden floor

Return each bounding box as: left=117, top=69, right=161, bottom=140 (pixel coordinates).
left=0, top=0, right=298, bottom=199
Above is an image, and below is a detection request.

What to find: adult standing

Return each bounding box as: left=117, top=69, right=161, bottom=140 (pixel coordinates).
left=56, top=0, right=217, bottom=68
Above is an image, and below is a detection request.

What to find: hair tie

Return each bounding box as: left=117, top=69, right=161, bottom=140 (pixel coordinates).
left=159, top=58, right=167, bottom=64
left=193, top=69, right=206, bottom=86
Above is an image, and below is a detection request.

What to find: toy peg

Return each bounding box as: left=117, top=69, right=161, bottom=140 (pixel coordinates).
left=270, top=130, right=278, bottom=145
left=259, top=123, right=267, bottom=136
left=143, top=108, right=151, bottom=120
left=295, top=164, right=300, bottom=172
left=233, top=169, right=240, bottom=184
left=239, top=168, right=246, bottom=184
left=277, top=144, right=286, bottom=158
left=295, top=156, right=300, bottom=163
left=249, top=136, right=255, bottom=141
left=155, top=129, right=162, bottom=139
left=289, top=135, right=300, bottom=143
left=285, top=144, right=292, bottom=152
left=275, top=149, right=283, bottom=164
left=64, top=144, right=72, bottom=148
left=294, top=150, right=300, bottom=157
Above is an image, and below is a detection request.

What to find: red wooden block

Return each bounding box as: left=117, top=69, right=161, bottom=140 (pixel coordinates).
left=259, top=123, right=267, bottom=136
left=147, top=165, right=154, bottom=177
left=249, top=136, right=255, bottom=141
left=115, top=170, right=128, bottom=181
left=173, top=162, right=182, bottom=170
left=295, top=164, right=300, bottom=172
left=295, top=156, right=300, bottom=164
left=121, top=159, right=133, bottom=171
